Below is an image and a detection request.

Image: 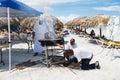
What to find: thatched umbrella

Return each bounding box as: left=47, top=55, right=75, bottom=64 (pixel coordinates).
left=56, top=20, right=63, bottom=31
left=0, top=15, right=63, bottom=33
left=20, top=17, right=38, bottom=31
left=50, top=15, right=63, bottom=31
left=0, top=17, right=21, bottom=30
left=73, top=19, right=81, bottom=26
left=90, top=15, right=110, bottom=37
left=65, top=20, right=73, bottom=28
left=65, top=17, right=92, bottom=32
left=72, top=15, right=109, bottom=35
left=21, top=14, right=64, bottom=33
left=65, top=15, right=109, bottom=36
left=71, top=18, right=80, bottom=27
left=73, top=17, right=92, bottom=32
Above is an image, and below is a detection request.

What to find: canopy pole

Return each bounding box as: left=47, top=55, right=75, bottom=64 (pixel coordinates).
left=7, top=7, right=11, bottom=70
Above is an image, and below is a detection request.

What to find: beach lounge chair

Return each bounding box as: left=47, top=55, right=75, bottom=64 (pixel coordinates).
left=11, top=33, right=33, bottom=53
left=98, top=38, right=120, bottom=49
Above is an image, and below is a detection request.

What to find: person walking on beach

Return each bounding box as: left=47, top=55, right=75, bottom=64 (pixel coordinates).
left=63, top=49, right=100, bottom=70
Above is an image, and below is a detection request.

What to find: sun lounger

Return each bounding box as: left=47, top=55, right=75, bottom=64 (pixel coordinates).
left=98, top=38, right=120, bottom=48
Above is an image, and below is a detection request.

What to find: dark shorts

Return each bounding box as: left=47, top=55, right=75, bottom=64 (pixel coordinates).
left=81, top=55, right=95, bottom=70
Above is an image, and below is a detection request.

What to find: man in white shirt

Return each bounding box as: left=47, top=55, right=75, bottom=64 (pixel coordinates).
left=65, top=38, right=77, bottom=49
left=63, top=49, right=100, bottom=70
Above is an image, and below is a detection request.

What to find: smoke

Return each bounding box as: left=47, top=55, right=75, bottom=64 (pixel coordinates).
left=106, top=16, right=120, bottom=41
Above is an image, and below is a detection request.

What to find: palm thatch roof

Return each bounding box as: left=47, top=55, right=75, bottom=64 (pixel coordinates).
left=20, top=17, right=38, bottom=31
left=65, top=20, right=73, bottom=27
left=0, top=15, right=63, bottom=32
left=65, top=14, right=110, bottom=28
left=50, top=15, right=63, bottom=31
left=91, top=15, right=110, bottom=27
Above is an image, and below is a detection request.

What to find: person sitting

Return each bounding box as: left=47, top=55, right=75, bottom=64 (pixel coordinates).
left=11, top=31, right=27, bottom=40
left=101, top=35, right=108, bottom=41
left=63, top=49, right=100, bottom=70
left=90, top=29, right=95, bottom=38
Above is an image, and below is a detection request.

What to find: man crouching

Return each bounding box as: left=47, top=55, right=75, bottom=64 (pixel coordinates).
left=63, top=49, right=100, bottom=70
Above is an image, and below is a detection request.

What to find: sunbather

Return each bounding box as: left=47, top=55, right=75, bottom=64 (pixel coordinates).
left=90, top=29, right=95, bottom=38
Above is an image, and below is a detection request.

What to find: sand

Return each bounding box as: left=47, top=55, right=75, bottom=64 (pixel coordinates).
left=0, top=34, right=120, bottom=80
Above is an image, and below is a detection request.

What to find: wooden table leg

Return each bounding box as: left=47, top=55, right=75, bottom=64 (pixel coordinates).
left=45, top=43, right=50, bottom=67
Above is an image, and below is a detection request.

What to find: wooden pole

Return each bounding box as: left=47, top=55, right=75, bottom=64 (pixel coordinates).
left=100, top=27, right=102, bottom=37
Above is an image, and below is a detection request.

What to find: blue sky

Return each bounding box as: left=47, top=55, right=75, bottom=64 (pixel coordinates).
left=19, top=0, right=120, bottom=22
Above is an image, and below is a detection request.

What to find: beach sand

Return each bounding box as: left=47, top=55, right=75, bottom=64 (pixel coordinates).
left=0, top=34, right=120, bottom=80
